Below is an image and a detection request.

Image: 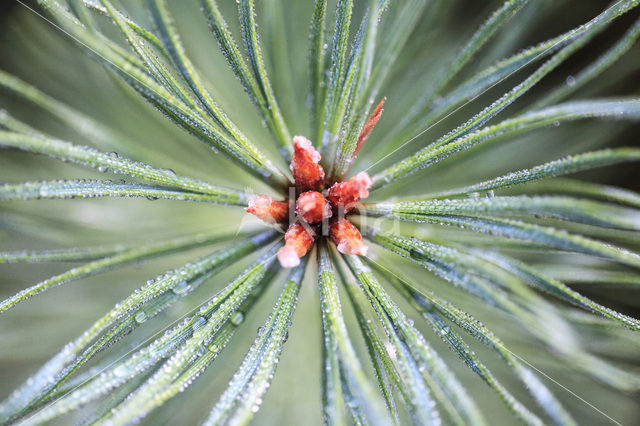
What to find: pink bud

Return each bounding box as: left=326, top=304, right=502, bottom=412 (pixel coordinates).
left=296, top=191, right=332, bottom=224
left=354, top=97, right=385, bottom=157
left=328, top=171, right=372, bottom=213
left=245, top=195, right=289, bottom=223
left=329, top=218, right=368, bottom=256
left=291, top=136, right=325, bottom=192
left=277, top=221, right=317, bottom=268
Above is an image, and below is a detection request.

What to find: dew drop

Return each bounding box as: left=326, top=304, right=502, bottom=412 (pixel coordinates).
left=172, top=281, right=191, bottom=295
left=114, top=365, right=128, bottom=377
left=192, top=316, right=207, bottom=331
left=134, top=311, right=148, bottom=324
left=230, top=311, right=244, bottom=326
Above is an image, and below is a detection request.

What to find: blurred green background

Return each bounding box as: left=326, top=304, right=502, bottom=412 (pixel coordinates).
left=1, top=0, right=639, bottom=424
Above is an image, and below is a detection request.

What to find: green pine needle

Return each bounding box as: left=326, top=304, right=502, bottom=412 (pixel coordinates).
left=2, top=0, right=640, bottom=424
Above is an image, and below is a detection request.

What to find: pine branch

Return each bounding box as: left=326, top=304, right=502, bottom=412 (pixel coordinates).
left=0, top=179, right=246, bottom=205
left=371, top=99, right=640, bottom=189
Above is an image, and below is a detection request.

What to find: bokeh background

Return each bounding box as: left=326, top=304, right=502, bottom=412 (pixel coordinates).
left=1, top=0, right=639, bottom=424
